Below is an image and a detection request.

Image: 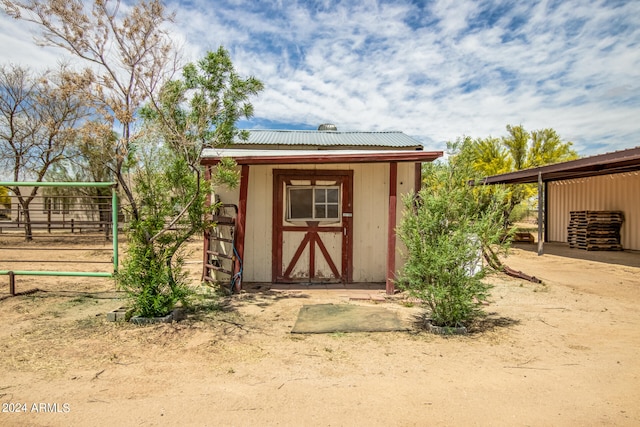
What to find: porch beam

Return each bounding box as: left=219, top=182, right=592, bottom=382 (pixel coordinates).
left=201, top=150, right=443, bottom=166
left=386, top=162, right=398, bottom=295
left=202, top=165, right=212, bottom=281
left=234, top=164, right=250, bottom=291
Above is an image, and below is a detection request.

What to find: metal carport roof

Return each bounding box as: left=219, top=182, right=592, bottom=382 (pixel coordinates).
left=477, top=146, right=640, bottom=185
left=476, top=146, right=640, bottom=256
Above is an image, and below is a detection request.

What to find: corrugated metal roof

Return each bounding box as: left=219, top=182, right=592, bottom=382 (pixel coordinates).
left=478, top=146, right=640, bottom=185
left=233, top=130, right=423, bottom=148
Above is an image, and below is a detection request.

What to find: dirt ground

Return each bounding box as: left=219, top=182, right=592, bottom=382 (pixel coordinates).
left=1, top=235, right=639, bottom=426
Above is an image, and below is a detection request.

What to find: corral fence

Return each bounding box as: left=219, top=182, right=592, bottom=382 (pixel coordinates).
left=0, top=181, right=119, bottom=296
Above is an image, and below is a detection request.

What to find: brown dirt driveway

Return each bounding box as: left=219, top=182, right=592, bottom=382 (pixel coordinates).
left=0, top=239, right=639, bottom=426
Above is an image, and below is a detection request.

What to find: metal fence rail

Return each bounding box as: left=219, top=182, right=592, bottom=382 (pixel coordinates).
left=0, top=181, right=119, bottom=296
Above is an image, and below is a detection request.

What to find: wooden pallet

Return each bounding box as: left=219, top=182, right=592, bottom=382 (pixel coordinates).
left=585, top=244, right=623, bottom=251
left=568, top=210, right=624, bottom=251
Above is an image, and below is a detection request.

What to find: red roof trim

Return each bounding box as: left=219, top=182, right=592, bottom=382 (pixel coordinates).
left=200, top=151, right=443, bottom=165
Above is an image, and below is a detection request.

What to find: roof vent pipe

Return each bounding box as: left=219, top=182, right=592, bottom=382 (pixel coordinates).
left=318, top=123, right=337, bottom=131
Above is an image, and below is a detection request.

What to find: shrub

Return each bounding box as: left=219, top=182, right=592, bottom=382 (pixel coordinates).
left=117, top=232, right=191, bottom=318
left=116, top=147, right=199, bottom=318
left=398, top=139, right=511, bottom=328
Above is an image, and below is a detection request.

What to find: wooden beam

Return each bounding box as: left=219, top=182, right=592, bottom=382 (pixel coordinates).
left=342, top=171, right=354, bottom=283
left=202, top=165, right=212, bottom=282
left=234, top=165, right=250, bottom=291
left=386, top=162, right=398, bottom=295
left=272, top=172, right=283, bottom=282
left=315, top=233, right=341, bottom=279
left=201, top=151, right=443, bottom=166
left=282, top=232, right=310, bottom=279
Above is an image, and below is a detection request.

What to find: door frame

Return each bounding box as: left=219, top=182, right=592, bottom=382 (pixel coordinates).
left=272, top=169, right=353, bottom=283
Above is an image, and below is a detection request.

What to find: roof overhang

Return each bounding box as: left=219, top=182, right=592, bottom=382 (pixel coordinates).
left=200, top=148, right=443, bottom=166
left=476, top=146, right=640, bottom=185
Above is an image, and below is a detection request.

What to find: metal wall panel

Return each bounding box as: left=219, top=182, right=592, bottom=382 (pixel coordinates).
left=548, top=172, right=640, bottom=250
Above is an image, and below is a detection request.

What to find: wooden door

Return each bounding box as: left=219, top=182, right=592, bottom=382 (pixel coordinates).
left=273, top=170, right=353, bottom=283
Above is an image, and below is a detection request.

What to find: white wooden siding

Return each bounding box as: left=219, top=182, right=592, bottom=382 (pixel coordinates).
left=395, top=162, right=416, bottom=275
left=210, top=162, right=419, bottom=282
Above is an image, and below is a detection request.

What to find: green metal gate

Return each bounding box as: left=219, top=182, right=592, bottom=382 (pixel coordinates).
left=0, top=181, right=119, bottom=296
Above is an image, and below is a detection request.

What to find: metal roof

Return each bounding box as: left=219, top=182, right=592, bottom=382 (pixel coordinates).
left=201, top=148, right=442, bottom=165
left=478, top=146, right=640, bottom=185
left=232, top=130, right=423, bottom=148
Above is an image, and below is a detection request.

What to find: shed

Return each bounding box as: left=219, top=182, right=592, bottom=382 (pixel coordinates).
left=478, top=146, right=640, bottom=253
left=200, top=126, right=443, bottom=294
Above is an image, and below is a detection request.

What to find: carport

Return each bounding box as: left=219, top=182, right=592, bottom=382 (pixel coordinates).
left=478, top=146, right=640, bottom=254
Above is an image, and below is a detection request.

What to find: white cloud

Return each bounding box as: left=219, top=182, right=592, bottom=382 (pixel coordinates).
left=0, top=15, right=71, bottom=69
left=1, top=0, right=639, bottom=155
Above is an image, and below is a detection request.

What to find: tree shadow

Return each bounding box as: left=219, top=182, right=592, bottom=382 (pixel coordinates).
left=411, top=311, right=520, bottom=335
left=186, top=284, right=312, bottom=321
left=467, top=313, right=521, bottom=334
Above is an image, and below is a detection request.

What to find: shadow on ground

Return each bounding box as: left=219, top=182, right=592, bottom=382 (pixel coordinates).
left=411, top=312, right=521, bottom=335
left=513, top=242, right=640, bottom=268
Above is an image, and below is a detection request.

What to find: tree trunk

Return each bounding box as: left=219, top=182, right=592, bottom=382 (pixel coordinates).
left=21, top=203, right=33, bottom=242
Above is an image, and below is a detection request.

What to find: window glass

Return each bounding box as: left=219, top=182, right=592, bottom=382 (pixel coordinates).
left=288, top=188, right=313, bottom=219
left=288, top=186, right=340, bottom=221
left=327, top=204, right=339, bottom=219
left=327, top=188, right=338, bottom=203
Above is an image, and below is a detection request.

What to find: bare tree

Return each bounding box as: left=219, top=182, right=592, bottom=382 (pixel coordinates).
left=46, top=122, right=118, bottom=237
left=2, top=0, right=179, bottom=221
left=0, top=64, right=91, bottom=240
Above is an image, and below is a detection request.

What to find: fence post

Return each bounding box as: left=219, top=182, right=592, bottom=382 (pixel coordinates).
left=9, top=271, right=15, bottom=296
left=112, top=185, right=118, bottom=273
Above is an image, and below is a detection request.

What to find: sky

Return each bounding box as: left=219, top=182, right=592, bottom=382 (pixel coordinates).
left=1, top=0, right=639, bottom=156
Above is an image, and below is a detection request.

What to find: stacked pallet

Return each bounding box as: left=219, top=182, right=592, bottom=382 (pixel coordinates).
left=568, top=211, right=624, bottom=251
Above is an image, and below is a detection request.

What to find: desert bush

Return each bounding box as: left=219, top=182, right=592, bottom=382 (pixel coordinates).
left=398, top=139, right=511, bottom=328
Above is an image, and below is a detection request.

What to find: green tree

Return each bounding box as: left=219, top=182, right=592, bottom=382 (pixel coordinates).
left=116, top=48, right=263, bottom=318
left=5, top=1, right=262, bottom=317
left=470, top=125, right=578, bottom=225
left=398, top=139, right=511, bottom=329
left=0, top=186, right=10, bottom=211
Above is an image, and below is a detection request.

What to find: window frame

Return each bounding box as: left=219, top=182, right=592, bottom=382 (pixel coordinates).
left=286, top=185, right=341, bottom=222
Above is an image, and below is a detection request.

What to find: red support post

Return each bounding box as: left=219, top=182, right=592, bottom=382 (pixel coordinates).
left=202, top=165, right=212, bottom=282
left=234, top=165, right=250, bottom=292
left=386, top=162, right=398, bottom=295
left=272, top=173, right=283, bottom=282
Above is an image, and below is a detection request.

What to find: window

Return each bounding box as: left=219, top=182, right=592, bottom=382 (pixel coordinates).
left=42, top=196, right=70, bottom=214
left=287, top=186, right=340, bottom=221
